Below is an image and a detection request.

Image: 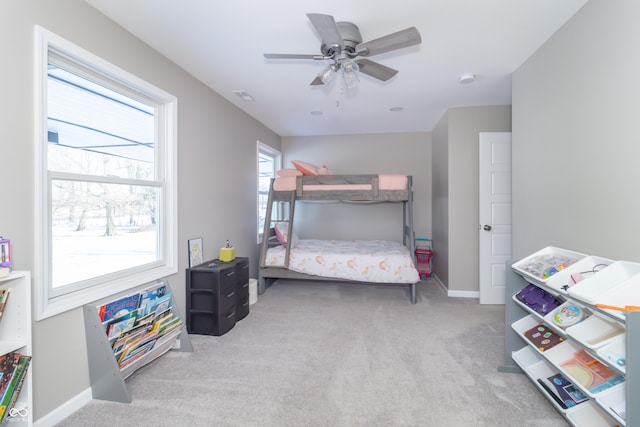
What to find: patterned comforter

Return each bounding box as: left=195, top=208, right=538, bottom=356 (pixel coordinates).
left=265, top=239, right=419, bottom=284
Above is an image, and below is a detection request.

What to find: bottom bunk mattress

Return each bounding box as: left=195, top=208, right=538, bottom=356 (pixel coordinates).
left=264, top=239, right=420, bottom=284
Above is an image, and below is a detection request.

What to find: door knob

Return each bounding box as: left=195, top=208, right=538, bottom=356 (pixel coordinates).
left=483, top=225, right=492, bottom=231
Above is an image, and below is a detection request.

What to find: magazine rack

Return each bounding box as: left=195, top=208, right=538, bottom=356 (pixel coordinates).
left=83, top=282, right=193, bottom=403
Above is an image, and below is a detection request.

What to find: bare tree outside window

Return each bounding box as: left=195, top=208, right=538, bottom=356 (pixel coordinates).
left=47, top=62, right=160, bottom=290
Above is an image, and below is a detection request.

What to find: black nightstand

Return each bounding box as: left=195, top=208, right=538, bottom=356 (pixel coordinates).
left=186, top=257, right=249, bottom=336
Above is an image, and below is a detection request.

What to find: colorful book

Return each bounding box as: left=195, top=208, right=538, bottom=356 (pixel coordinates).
left=0, top=352, right=20, bottom=404
left=106, top=310, right=138, bottom=339
left=0, top=355, right=30, bottom=422
left=99, top=294, right=141, bottom=322
left=0, top=288, right=10, bottom=322
left=138, top=283, right=167, bottom=314
left=537, top=372, right=588, bottom=408
left=142, top=292, right=172, bottom=317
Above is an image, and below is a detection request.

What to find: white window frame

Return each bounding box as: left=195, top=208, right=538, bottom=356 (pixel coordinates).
left=33, top=26, right=178, bottom=320
left=257, top=142, right=281, bottom=244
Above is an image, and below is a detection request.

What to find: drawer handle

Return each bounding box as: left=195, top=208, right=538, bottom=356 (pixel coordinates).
left=227, top=312, right=235, bottom=319
left=241, top=265, right=248, bottom=270
left=242, top=283, right=249, bottom=288
left=242, top=301, right=249, bottom=307
left=227, top=291, right=236, bottom=298
left=226, top=271, right=235, bottom=276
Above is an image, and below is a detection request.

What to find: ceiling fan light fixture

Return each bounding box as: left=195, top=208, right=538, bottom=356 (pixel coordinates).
left=318, top=63, right=338, bottom=84
left=341, top=58, right=360, bottom=89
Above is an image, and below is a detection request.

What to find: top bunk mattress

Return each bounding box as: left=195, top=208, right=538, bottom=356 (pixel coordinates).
left=264, top=239, right=420, bottom=284
left=273, top=174, right=407, bottom=191
left=272, top=174, right=410, bottom=202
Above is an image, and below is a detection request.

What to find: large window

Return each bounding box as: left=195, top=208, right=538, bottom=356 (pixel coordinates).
left=34, top=27, right=177, bottom=319
left=257, top=142, right=281, bottom=243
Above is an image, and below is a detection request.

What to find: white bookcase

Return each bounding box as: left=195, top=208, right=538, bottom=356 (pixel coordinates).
left=0, top=271, right=32, bottom=425
left=501, top=248, right=639, bottom=427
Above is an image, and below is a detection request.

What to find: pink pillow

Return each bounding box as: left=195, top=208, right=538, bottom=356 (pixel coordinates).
left=291, top=160, right=320, bottom=176
left=274, top=222, right=298, bottom=248
left=277, top=168, right=303, bottom=177
left=317, top=165, right=331, bottom=175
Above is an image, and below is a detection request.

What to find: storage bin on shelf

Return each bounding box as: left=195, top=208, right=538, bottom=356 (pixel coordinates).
left=415, top=238, right=433, bottom=280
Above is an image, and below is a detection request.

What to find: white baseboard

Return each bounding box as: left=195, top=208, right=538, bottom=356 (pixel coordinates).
left=429, top=274, right=447, bottom=293
left=430, top=274, right=479, bottom=299
left=447, top=289, right=480, bottom=299
left=34, top=387, right=92, bottom=427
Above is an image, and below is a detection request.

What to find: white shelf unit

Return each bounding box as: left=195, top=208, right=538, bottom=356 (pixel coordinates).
left=0, top=271, right=32, bottom=425
left=82, top=282, right=193, bottom=403
left=502, top=250, right=639, bottom=427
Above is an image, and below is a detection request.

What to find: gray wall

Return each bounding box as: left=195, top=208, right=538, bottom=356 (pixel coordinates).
left=431, top=106, right=512, bottom=294
left=431, top=114, right=449, bottom=287
left=512, top=0, right=640, bottom=261
left=282, top=133, right=431, bottom=242
left=1, top=0, right=280, bottom=421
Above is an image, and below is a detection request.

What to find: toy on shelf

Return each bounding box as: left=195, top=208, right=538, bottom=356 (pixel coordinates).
left=0, top=237, right=11, bottom=278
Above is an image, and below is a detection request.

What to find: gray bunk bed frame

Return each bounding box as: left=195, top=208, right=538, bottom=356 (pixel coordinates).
left=258, top=174, right=418, bottom=303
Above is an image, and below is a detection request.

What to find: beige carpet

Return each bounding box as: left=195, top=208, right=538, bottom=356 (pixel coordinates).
left=57, top=279, right=568, bottom=427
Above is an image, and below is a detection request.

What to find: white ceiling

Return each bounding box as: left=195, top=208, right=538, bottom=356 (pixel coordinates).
left=85, top=0, right=588, bottom=137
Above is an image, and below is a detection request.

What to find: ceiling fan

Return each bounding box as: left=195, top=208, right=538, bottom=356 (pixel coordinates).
left=264, top=13, right=421, bottom=88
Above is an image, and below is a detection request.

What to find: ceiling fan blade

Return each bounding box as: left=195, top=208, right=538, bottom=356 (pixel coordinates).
left=355, top=58, right=398, bottom=81
left=356, top=27, right=421, bottom=57
left=310, top=75, right=324, bottom=86
left=264, top=53, right=324, bottom=60
left=306, top=13, right=344, bottom=50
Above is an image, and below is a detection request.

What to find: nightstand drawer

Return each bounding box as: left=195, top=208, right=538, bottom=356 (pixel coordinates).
left=219, top=286, right=237, bottom=311
left=237, top=280, right=250, bottom=299
left=187, top=308, right=236, bottom=336
left=218, top=267, right=237, bottom=293
left=236, top=296, right=250, bottom=321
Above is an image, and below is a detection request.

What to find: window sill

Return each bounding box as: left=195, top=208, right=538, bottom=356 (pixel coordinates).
left=35, top=265, right=177, bottom=321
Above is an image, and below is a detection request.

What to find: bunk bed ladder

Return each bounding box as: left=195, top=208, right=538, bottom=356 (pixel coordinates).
left=282, top=189, right=296, bottom=268
left=259, top=179, right=296, bottom=270
left=403, top=175, right=416, bottom=263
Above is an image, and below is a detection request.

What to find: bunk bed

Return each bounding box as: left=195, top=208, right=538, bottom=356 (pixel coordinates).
left=258, top=173, right=420, bottom=303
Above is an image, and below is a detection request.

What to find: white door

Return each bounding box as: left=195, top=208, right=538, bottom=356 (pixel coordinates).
left=479, top=132, right=512, bottom=304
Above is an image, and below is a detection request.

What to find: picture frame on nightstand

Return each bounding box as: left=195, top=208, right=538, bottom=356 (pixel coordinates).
left=188, top=237, right=203, bottom=268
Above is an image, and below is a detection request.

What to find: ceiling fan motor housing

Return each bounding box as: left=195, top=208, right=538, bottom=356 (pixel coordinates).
left=321, top=21, right=362, bottom=56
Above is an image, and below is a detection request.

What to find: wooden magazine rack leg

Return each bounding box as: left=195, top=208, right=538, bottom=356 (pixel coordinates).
left=84, top=304, right=131, bottom=403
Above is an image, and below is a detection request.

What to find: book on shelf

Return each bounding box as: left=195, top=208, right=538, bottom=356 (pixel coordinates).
left=537, top=372, right=588, bottom=409
left=0, top=355, right=30, bottom=422
left=105, top=310, right=138, bottom=339
left=140, top=292, right=172, bottom=318
left=99, top=294, right=141, bottom=322
left=560, top=349, right=624, bottom=394
left=138, top=282, right=167, bottom=315
left=522, top=323, right=564, bottom=352
left=0, top=352, right=21, bottom=404
left=97, top=285, right=182, bottom=369
left=0, top=288, right=9, bottom=322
